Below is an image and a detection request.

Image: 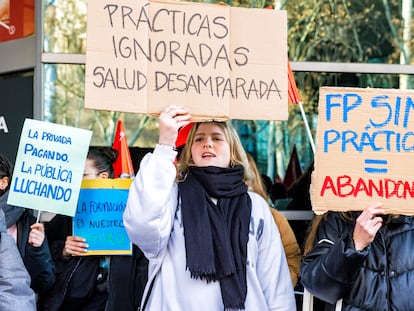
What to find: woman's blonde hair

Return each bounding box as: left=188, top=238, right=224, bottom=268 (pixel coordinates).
left=176, top=121, right=254, bottom=182
left=245, top=153, right=269, bottom=201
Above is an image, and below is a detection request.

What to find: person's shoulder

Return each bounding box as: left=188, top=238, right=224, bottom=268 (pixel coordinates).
left=247, top=191, right=267, bottom=205
left=317, top=212, right=354, bottom=232
left=247, top=191, right=272, bottom=217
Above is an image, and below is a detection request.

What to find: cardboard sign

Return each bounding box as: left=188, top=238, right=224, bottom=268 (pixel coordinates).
left=85, top=0, right=288, bottom=121
left=311, top=87, right=414, bottom=215
left=8, top=119, right=92, bottom=216
left=73, top=178, right=133, bottom=255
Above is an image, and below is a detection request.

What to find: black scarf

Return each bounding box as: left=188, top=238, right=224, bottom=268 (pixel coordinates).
left=178, top=166, right=252, bottom=310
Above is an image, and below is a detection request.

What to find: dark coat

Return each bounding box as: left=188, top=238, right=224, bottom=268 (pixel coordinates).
left=39, top=214, right=148, bottom=311
left=105, top=245, right=148, bottom=311
left=301, top=212, right=414, bottom=311
left=38, top=214, right=105, bottom=311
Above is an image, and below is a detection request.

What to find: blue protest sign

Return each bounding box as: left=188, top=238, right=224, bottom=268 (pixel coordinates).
left=73, top=178, right=133, bottom=255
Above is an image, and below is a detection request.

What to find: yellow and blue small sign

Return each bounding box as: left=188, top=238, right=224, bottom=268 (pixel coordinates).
left=73, top=178, right=133, bottom=255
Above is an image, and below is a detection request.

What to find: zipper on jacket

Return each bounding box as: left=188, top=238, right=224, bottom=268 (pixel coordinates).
left=379, top=229, right=390, bottom=310
left=60, top=257, right=82, bottom=305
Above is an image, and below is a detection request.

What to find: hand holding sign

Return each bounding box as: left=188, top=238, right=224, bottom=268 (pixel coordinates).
left=159, top=105, right=192, bottom=147
left=352, top=203, right=384, bottom=251
left=28, top=223, right=46, bottom=247
left=63, top=236, right=89, bottom=257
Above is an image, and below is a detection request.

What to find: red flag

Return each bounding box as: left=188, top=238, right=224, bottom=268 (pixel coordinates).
left=288, top=61, right=301, bottom=104
left=283, top=145, right=302, bottom=189
left=112, top=120, right=135, bottom=178
left=273, top=174, right=283, bottom=184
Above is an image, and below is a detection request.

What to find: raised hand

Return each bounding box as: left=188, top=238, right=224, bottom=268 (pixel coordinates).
left=159, top=105, right=192, bottom=147
left=28, top=223, right=46, bottom=247
left=353, top=203, right=385, bottom=251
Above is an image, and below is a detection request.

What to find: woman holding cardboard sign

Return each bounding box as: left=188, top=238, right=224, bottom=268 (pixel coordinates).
left=300, top=203, right=414, bottom=310
left=123, top=105, right=295, bottom=310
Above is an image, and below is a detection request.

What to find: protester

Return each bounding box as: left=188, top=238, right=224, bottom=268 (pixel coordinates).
left=301, top=203, right=414, bottom=310
left=39, top=147, right=117, bottom=311
left=246, top=153, right=301, bottom=287
left=285, top=162, right=314, bottom=250
left=0, top=155, right=36, bottom=310
left=286, top=162, right=313, bottom=211
left=0, top=207, right=36, bottom=310
left=260, top=173, right=273, bottom=196
left=123, top=105, right=296, bottom=310
left=269, top=182, right=292, bottom=210
left=0, top=153, right=55, bottom=295
left=269, top=182, right=288, bottom=203
left=40, top=146, right=148, bottom=311
left=105, top=244, right=148, bottom=311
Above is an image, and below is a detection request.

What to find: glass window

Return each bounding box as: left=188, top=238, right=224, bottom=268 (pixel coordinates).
left=0, top=71, right=34, bottom=162
left=43, top=63, right=158, bottom=147
left=43, top=0, right=87, bottom=53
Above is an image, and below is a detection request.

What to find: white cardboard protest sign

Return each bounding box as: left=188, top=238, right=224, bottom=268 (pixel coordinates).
left=8, top=119, right=92, bottom=217
left=311, top=87, right=414, bottom=215
left=85, top=0, right=288, bottom=121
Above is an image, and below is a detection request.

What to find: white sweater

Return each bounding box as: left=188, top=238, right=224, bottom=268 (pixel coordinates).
left=123, top=145, right=296, bottom=311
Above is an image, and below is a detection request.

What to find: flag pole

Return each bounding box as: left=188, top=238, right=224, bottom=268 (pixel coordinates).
left=287, top=61, right=316, bottom=155
left=298, top=101, right=316, bottom=155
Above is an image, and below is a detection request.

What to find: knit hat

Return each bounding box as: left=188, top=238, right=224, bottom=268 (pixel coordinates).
left=175, top=122, right=194, bottom=149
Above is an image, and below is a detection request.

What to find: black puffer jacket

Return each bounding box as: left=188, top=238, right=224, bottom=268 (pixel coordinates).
left=301, top=212, right=414, bottom=311
left=38, top=215, right=105, bottom=311
left=39, top=214, right=148, bottom=311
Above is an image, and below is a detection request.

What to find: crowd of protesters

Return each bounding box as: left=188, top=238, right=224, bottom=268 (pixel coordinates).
left=1, top=106, right=409, bottom=311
